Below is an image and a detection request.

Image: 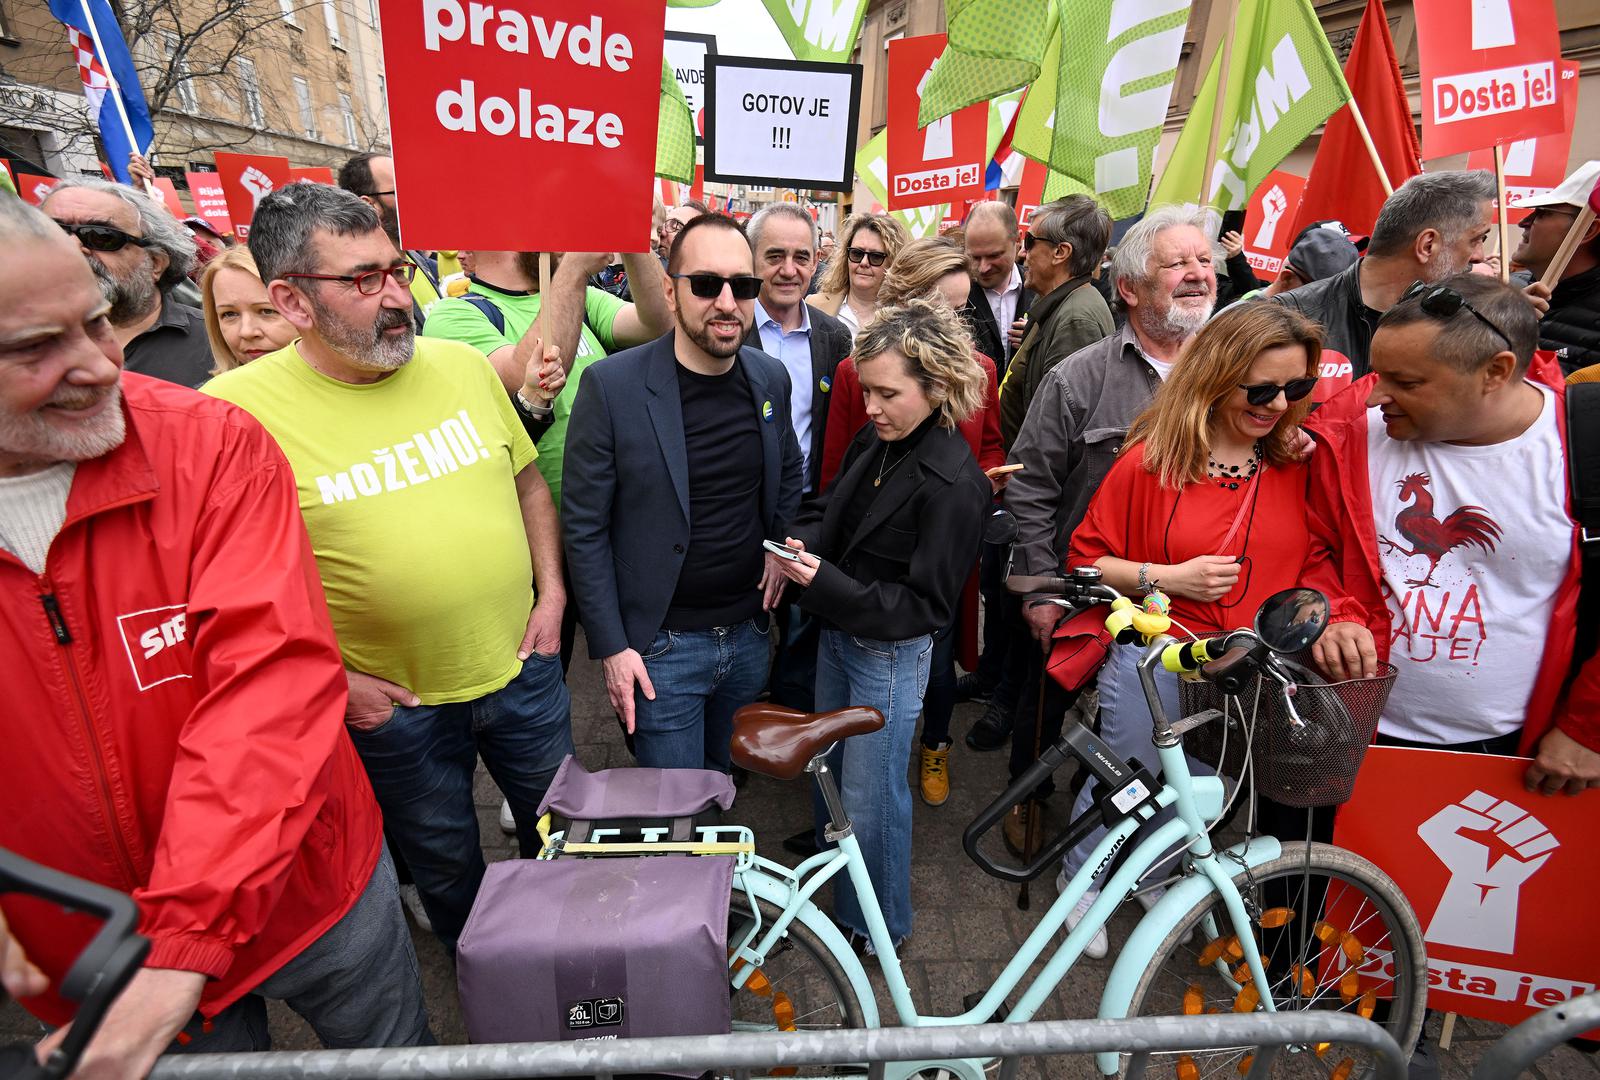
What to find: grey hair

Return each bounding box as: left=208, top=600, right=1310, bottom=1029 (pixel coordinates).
left=247, top=182, right=382, bottom=285
left=43, top=175, right=197, bottom=291
left=1030, top=194, right=1112, bottom=278
left=1368, top=171, right=1497, bottom=258
left=1110, top=203, right=1216, bottom=298
left=1378, top=272, right=1539, bottom=376
left=0, top=191, right=65, bottom=243
left=747, top=201, right=818, bottom=254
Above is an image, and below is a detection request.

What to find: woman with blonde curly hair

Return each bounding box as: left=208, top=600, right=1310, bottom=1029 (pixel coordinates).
left=807, top=212, right=909, bottom=338
left=766, top=298, right=991, bottom=949
left=1054, top=301, right=1324, bottom=960
left=200, top=246, right=294, bottom=375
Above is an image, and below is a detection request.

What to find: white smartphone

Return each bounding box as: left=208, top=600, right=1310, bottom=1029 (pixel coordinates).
left=763, top=539, right=802, bottom=561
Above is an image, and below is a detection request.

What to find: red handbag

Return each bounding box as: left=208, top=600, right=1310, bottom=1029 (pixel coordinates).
left=1044, top=604, right=1113, bottom=691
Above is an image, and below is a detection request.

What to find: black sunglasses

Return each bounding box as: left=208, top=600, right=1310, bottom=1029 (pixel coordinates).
left=1238, top=378, right=1318, bottom=406
left=1022, top=232, right=1062, bottom=251
left=1400, top=281, right=1514, bottom=351
left=847, top=246, right=887, bottom=267
left=671, top=272, right=762, bottom=301
left=54, top=221, right=154, bottom=253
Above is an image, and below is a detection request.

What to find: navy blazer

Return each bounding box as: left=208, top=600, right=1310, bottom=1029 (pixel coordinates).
left=563, top=333, right=805, bottom=658
left=743, top=305, right=853, bottom=492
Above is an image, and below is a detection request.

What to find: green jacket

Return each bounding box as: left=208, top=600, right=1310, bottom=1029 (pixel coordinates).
left=997, top=277, right=1115, bottom=448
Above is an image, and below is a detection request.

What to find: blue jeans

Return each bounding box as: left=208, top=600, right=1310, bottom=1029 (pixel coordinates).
left=350, top=653, right=572, bottom=952
left=812, top=626, right=933, bottom=944
left=1059, top=642, right=1208, bottom=886
left=635, top=617, right=770, bottom=771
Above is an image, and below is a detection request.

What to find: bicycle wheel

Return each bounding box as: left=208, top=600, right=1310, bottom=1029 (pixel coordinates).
left=724, top=896, right=869, bottom=1076
left=1123, top=842, right=1427, bottom=1078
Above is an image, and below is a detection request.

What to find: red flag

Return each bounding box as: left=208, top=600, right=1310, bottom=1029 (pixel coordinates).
left=1289, top=0, right=1421, bottom=240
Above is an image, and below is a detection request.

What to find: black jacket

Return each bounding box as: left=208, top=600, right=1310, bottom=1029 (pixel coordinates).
left=1539, top=263, right=1600, bottom=375
left=1273, top=258, right=1381, bottom=381
left=744, top=306, right=854, bottom=492
left=787, top=422, right=990, bottom=642
left=960, top=277, right=1035, bottom=365
left=563, top=335, right=805, bottom=657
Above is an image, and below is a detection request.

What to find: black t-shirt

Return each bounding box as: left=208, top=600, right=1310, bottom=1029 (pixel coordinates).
left=664, top=361, right=766, bottom=630
left=122, top=296, right=214, bottom=389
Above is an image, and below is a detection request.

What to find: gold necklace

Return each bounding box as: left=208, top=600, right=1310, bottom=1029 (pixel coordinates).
left=875, top=442, right=911, bottom=487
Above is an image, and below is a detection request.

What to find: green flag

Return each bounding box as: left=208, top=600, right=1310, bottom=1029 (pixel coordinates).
left=656, top=58, right=696, bottom=184
left=667, top=0, right=720, bottom=6
left=853, top=131, right=945, bottom=237
left=0, top=168, right=15, bottom=198
left=762, top=0, right=868, bottom=63
left=924, top=0, right=1194, bottom=220
left=1151, top=0, right=1350, bottom=211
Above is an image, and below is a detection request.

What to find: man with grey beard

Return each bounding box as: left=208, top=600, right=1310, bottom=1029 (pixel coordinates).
left=204, top=184, right=572, bottom=955
left=41, top=176, right=210, bottom=388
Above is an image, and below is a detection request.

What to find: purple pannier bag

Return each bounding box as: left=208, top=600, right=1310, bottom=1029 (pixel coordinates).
left=537, top=755, right=736, bottom=821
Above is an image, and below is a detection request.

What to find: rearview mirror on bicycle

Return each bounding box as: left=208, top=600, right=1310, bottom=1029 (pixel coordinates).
left=1252, top=587, right=1329, bottom=655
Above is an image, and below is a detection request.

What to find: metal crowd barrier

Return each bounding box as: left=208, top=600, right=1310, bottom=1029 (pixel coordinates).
left=1472, top=992, right=1600, bottom=1079
left=149, top=1012, right=1408, bottom=1080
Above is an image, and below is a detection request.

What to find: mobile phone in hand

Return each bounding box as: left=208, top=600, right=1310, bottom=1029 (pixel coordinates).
left=763, top=539, right=802, bottom=561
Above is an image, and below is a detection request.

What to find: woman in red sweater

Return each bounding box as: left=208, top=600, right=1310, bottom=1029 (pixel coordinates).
left=1057, top=301, right=1324, bottom=959
left=819, top=237, right=1005, bottom=807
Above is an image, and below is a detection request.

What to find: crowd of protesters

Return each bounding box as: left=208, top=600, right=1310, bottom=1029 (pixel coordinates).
left=2, top=148, right=1600, bottom=1079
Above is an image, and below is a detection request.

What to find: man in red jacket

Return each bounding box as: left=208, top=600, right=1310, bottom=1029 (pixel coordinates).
left=1305, top=273, right=1600, bottom=795
left=0, top=195, right=429, bottom=1074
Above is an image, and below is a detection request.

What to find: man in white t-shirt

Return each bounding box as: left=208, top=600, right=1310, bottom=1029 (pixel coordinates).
left=1305, top=273, right=1600, bottom=795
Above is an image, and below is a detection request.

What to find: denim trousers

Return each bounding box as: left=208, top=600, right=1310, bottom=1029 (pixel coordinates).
left=812, top=625, right=933, bottom=944
left=167, top=847, right=433, bottom=1052
left=350, top=653, right=573, bottom=951
left=1058, top=641, right=1208, bottom=887
left=635, top=616, right=770, bottom=772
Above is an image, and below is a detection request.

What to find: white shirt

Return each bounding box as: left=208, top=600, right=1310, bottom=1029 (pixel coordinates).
left=0, top=462, right=75, bottom=575
left=753, top=300, right=816, bottom=489
left=984, top=264, right=1024, bottom=343
left=1367, top=385, right=1570, bottom=744
left=835, top=300, right=862, bottom=342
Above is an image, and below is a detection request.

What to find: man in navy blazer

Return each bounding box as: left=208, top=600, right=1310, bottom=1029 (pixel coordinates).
left=564, top=214, right=804, bottom=771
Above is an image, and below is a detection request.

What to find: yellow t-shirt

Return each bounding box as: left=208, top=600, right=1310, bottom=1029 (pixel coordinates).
left=205, top=337, right=537, bottom=704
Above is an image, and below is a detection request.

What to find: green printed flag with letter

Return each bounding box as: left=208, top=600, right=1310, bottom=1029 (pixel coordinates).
left=1151, top=0, right=1349, bottom=212
left=855, top=130, right=946, bottom=238
left=921, top=0, right=1194, bottom=220
left=762, top=0, right=868, bottom=63
left=656, top=59, right=696, bottom=183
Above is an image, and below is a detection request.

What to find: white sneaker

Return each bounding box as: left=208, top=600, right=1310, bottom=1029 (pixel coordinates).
left=499, top=798, right=517, bottom=835
left=1064, top=888, right=1110, bottom=960
left=398, top=884, right=432, bottom=932
left=1134, top=884, right=1166, bottom=913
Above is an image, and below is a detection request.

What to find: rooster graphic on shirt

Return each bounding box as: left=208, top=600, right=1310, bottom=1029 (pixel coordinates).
left=1377, top=472, right=1503, bottom=588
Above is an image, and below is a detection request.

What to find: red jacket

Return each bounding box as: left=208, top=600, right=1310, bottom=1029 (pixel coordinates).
left=0, top=374, right=382, bottom=1025
left=1303, top=356, right=1600, bottom=755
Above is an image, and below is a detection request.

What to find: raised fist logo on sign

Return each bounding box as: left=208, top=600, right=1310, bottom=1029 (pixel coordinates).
left=1252, top=186, right=1290, bottom=251
left=1418, top=790, right=1559, bottom=954
left=239, top=166, right=274, bottom=208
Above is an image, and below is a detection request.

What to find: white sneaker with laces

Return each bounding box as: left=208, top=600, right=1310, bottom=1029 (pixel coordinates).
left=1064, top=887, right=1110, bottom=960
left=398, top=884, right=432, bottom=932
left=499, top=798, right=516, bottom=835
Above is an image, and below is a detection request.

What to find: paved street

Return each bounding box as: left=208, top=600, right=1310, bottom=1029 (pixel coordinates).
left=4, top=637, right=1596, bottom=1077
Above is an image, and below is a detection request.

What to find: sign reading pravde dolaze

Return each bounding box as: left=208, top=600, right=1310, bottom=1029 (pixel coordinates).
left=376, top=0, right=664, bottom=252
left=1415, top=0, right=1564, bottom=159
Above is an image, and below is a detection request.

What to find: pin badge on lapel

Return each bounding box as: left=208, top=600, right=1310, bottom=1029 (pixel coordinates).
left=761, top=400, right=774, bottom=422
left=819, top=376, right=831, bottom=394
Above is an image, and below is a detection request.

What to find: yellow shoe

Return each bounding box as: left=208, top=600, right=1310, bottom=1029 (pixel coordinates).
left=920, top=742, right=951, bottom=806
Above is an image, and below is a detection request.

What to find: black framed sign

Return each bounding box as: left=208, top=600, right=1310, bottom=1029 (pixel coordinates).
left=703, top=55, right=862, bottom=193
left=664, top=31, right=716, bottom=146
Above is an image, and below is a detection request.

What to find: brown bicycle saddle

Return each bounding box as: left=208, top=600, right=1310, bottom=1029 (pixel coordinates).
left=730, top=704, right=885, bottom=781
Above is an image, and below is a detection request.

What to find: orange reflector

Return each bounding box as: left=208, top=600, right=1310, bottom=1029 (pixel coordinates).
left=1183, top=984, right=1204, bottom=1015
left=1331, top=1059, right=1354, bottom=1080
left=1342, top=933, right=1365, bottom=966
left=772, top=992, right=796, bottom=1032
left=1290, top=963, right=1315, bottom=997
left=1237, top=1054, right=1253, bottom=1074
left=1233, top=983, right=1260, bottom=1013
left=1313, top=920, right=1339, bottom=944
left=1231, top=962, right=1251, bottom=985
left=1358, top=990, right=1377, bottom=1020
left=1198, top=936, right=1230, bottom=966
left=1177, top=1054, right=1199, bottom=1080
left=1259, top=907, right=1295, bottom=928
left=1315, top=1042, right=1331, bottom=1058
left=1339, top=968, right=1360, bottom=1004
left=1224, top=936, right=1244, bottom=963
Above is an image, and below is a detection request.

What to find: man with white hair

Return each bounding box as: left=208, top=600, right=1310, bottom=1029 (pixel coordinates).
left=41, top=176, right=208, bottom=387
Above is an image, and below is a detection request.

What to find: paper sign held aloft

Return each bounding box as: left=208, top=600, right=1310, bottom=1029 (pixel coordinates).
left=1241, top=170, right=1308, bottom=276
left=1465, top=59, right=1580, bottom=221
left=704, top=55, right=861, bottom=192
left=664, top=31, right=715, bottom=144
left=214, top=153, right=292, bottom=240
left=378, top=0, right=665, bottom=253
left=184, top=172, right=234, bottom=236
left=885, top=34, right=985, bottom=211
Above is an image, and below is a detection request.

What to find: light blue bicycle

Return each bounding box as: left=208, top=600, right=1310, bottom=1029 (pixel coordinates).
left=714, top=576, right=1427, bottom=1078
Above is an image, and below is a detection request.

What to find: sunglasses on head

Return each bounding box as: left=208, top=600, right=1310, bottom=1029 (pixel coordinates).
left=1400, top=280, right=1514, bottom=351
left=1238, top=378, right=1318, bottom=406
left=55, top=221, right=154, bottom=253
left=847, top=246, right=886, bottom=267
left=671, top=272, right=762, bottom=301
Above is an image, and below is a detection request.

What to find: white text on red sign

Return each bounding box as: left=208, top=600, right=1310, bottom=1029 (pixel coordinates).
left=892, top=163, right=982, bottom=199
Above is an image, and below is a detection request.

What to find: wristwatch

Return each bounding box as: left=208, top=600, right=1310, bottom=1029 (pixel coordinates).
left=515, top=389, right=553, bottom=420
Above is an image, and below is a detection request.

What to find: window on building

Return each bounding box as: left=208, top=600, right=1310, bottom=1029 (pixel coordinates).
left=0, top=0, right=19, bottom=44
left=323, top=0, right=343, bottom=49
left=278, top=0, right=299, bottom=28
left=340, top=92, right=358, bottom=147
left=237, top=57, right=265, bottom=127
left=377, top=74, right=388, bottom=120
left=163, top=32, right=198, bottom=112
left=294, top=76, right=317, bottom=138
left=366, top=0, right=378, bottom=27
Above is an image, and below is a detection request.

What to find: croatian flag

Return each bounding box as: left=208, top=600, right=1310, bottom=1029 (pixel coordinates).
left=47, top=0, right=153, bottom=184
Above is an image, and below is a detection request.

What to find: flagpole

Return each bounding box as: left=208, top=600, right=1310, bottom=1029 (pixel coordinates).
left=1493, top=143, right=1511, bottom=283
left=1344, top=97, right=1394, bottom=197
left=76, top=0, right=154, bottom=197
left=1198, top=0, right=1240, bottom=224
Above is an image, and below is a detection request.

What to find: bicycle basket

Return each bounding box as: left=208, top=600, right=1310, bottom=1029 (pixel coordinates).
left=1179, top=655, right=1398, bottom=808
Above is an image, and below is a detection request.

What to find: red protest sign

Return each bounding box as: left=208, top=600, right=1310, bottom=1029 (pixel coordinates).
left=887, top=34, right=986, bottom=211
left=1334, top=747, right=1600, bottom=1032
left=213, top=153, right=292, bottom=240
left=150, top=178, right=186, bottom=218
left=184, top=172, right=234, bottom=236
left=1415, top=0, right=1564, bottom=159
left=289, top=166, right=336, bottom=185
left=1466, top=58, right=1580, bottom=222
left=1016, top=157, right=1047, bottom=232
left=1241, top=170, right=1308, bottom=277
left=16, top=173, right=60, bottom=207
left=377, top=0, right=665, bottom=253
